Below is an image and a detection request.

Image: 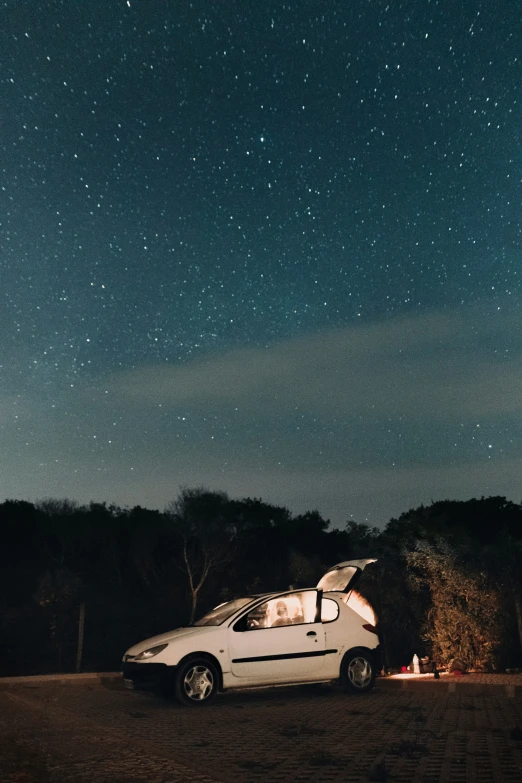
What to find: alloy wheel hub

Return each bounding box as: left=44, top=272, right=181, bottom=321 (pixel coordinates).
left=184, top=666, right=213, bottom=700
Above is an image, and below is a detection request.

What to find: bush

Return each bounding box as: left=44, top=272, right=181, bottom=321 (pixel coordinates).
left=407, top=539, right=506, bottom=670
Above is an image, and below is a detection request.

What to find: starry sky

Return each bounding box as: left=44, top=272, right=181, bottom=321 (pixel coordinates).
left=2, top=0, right=521, bottom=527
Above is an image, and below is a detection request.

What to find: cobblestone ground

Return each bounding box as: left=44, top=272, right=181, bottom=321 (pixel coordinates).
left=2, top=681, right=522, bottom=783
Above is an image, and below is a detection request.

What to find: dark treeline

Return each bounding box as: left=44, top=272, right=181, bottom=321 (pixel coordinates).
left=2, top=489, right=522, bottom=677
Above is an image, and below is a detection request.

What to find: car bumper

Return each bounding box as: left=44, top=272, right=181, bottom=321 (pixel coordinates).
left=121, top=661, right=171, bottom=691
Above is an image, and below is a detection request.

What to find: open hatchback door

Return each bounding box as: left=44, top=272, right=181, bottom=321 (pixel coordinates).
left=316, top=559, right=377, bottom=593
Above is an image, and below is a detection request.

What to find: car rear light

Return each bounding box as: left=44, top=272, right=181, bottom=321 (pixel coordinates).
left=362, top=623, right=378, bottom=635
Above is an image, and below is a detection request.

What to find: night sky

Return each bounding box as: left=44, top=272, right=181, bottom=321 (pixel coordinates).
left=2, top=0, right=521, bottom=527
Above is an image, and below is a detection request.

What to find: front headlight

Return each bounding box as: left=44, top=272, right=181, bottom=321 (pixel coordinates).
left=134, top=643, right=168, bottom=661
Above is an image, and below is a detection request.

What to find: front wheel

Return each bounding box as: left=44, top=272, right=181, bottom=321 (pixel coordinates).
left=341, top=649, right=375, bottom=693
left=173, top=657, right=219, bottom=706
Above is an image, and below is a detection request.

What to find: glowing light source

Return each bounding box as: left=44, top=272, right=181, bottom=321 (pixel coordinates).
left=345, top=590, right=376, bottom=625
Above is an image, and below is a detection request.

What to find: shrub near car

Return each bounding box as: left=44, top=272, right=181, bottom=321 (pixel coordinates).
left=122, top=559, right=380, bottom=706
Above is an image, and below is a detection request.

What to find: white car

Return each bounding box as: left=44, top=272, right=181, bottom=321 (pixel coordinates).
left=122, top=559, right=380, bottom=706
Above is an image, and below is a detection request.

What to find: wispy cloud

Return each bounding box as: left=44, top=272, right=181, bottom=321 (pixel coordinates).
left=107, top=307, right=522, bottom=421
left=5, top=306, right=520, bottom=525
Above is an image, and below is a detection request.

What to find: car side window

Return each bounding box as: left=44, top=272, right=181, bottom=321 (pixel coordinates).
left=244, top=591, right=317, bottom=630
left=321, top=597, right=339, bottom=623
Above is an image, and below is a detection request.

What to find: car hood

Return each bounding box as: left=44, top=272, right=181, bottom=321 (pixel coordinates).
left=125, top=625, right=217, bottom=656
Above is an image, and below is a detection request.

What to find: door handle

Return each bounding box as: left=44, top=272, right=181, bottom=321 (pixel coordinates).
left=306, top=631, right=317, bottom=637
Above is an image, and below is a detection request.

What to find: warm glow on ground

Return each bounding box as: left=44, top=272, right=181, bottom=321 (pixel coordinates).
left=387, top=672, right=447, bottom=679
left=345, top=590, right=376, bottom=625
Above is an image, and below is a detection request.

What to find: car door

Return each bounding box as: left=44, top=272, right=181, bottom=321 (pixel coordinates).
left=228, top=590, right=326, bottom=683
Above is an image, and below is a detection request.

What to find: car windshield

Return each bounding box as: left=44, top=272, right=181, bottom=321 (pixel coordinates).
left=193, top=597, right=253, bottom=627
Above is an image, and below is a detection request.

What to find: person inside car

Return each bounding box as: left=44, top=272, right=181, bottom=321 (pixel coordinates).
left=272, top=600, right=290, bottom=627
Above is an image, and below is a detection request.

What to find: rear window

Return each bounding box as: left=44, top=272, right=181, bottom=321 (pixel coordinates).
left=321, top=597, right=339, bottom=623
left=318, top=565, right=357, bottom=592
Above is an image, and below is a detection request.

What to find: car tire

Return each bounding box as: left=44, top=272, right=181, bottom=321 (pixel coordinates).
left=340, top=648, right=375, bottom=693
left=173, top=656, right=219, bottom=706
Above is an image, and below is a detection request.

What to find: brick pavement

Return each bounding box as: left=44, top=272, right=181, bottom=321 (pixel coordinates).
left=2, top=680, right=522, bottom=783
left=379, top=672, right=522, bottom=698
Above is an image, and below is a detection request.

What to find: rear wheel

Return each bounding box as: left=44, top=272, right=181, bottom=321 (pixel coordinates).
left=174, top=657, right=219, bottom=706
left=341, top=649, right=375, bottom=693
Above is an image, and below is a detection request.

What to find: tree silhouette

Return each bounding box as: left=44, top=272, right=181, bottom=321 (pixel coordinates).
left=166, top=487, right=234, bottom=624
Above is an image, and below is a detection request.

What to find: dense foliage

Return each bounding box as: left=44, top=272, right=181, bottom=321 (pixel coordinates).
left=407, top=540, right=506, bottom=670
left=1, top=492, right=521, bottom=676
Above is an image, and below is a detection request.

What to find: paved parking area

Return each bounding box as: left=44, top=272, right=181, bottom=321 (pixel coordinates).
left=2, top=680, right=522, bottom=783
